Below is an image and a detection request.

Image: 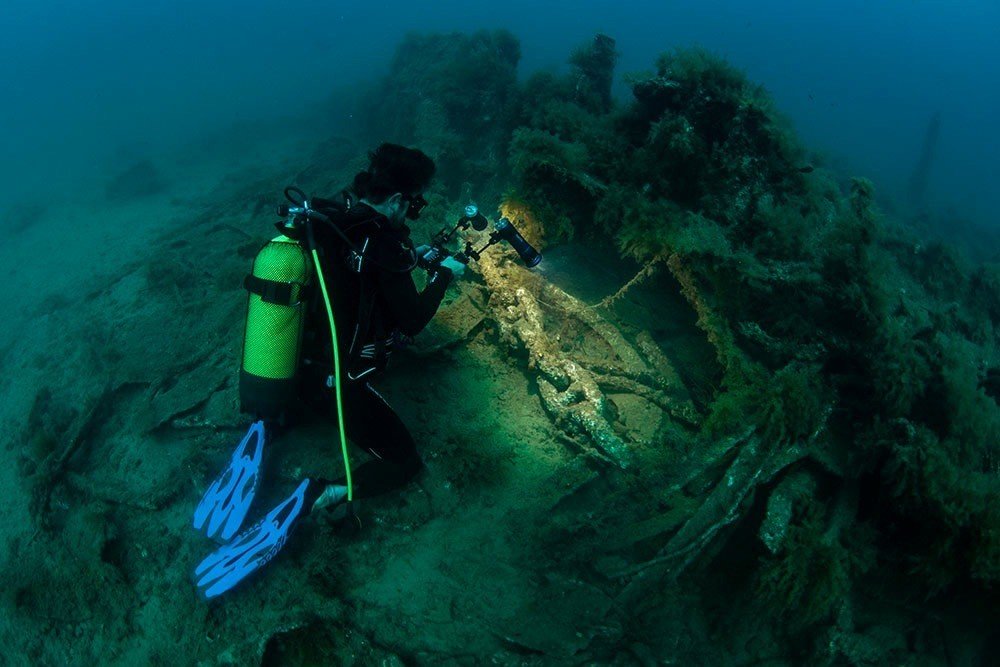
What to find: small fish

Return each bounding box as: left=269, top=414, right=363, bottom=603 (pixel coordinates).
left=798, top=165, right=815, bottom=174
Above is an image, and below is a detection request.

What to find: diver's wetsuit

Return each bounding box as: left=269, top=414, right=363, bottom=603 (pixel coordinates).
left=299, top=194, right=451, bottom=499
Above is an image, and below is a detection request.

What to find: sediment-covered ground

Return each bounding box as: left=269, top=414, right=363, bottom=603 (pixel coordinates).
left=1, top=30, right=998, bottom=666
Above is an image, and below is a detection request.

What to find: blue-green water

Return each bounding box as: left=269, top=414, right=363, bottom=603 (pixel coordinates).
left=1, top=3, right=998, bottom=665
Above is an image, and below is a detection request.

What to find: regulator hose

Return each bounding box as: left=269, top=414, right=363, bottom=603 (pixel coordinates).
left=305, top=221, right=354, bottom=504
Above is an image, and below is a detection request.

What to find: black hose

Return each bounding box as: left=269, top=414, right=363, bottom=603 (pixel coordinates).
left=285, top=186, right=307, bottom=206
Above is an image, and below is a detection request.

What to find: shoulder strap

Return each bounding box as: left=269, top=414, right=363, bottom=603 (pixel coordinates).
left=311, top=190, right=355, bottom=214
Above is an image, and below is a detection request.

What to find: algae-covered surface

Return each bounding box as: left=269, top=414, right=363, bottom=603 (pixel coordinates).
left=2, top=31, right=999, bottom=665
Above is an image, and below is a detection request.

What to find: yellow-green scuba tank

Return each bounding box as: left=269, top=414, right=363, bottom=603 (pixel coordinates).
left=239, top=235, right=313, bottom=420
left=237, top=185, right=359, bottom=506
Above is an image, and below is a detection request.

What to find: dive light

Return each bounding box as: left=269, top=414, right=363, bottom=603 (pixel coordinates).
left=494, top=217, right=542, bottom=267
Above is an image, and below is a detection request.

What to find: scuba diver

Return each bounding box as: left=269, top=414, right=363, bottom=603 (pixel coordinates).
left=191, top=144, right=467, bottom=599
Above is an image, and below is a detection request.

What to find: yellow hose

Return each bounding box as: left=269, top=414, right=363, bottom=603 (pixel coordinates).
left=310, top=247, right=353, bottom=502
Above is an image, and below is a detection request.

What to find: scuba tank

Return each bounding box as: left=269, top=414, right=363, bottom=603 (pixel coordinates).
left=239, top=234, right=313, bottom=421
left=237, top=186, right=357, bottom=509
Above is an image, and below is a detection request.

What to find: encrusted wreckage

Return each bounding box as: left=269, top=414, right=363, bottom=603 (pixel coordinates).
left=476, top=218, right=697, bottom=469
left=461, top=202, right=836, bottom=605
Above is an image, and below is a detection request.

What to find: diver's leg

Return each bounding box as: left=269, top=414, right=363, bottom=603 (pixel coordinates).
left=336, top=381, right=424, bottom=499
left=193, top=385, right=421, bottom=597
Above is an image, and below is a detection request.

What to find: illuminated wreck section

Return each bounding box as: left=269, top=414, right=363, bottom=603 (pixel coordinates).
left=480, top=200, right=700, bottom=470
left=377, top=29, right=1000, bottom=658
left=469, top=193, right=820, bottom=593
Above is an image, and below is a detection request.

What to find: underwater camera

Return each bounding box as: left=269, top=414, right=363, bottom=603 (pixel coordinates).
left=429, top=204, right=542, bottom=268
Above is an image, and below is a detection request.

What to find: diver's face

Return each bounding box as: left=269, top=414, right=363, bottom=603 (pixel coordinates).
left=386, top=190, right=427, bottom=228
left=385, top=193, right=409, bottom=228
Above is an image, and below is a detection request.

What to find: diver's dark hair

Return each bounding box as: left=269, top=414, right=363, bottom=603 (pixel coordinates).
left=352, top=143, right=435, bottom=203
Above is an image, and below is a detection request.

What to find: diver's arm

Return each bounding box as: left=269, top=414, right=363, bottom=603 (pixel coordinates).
left=376, top=265, right=452, bottom=337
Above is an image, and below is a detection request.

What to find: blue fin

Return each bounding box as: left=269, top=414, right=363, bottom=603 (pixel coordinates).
left=193, top=420, right=265, bottom=542
left=193, top=478, right=311, bottom=599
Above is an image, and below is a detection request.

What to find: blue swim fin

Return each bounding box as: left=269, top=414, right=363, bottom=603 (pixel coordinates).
left=193, top=420, right=265, bottom=542
left=193, top=478, right=312, bottom=599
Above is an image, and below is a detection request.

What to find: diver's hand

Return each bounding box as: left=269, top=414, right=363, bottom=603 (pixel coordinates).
left=440, top=255, right=466, bottom=279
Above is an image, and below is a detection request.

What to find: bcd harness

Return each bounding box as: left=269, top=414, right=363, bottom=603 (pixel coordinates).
left=241, top=190, right=413, bottom=391
left=238, top=188, right=416, bottom=507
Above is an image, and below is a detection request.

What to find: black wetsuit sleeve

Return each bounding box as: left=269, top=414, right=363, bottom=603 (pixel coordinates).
left=376, top=265, right=452, bottom=337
